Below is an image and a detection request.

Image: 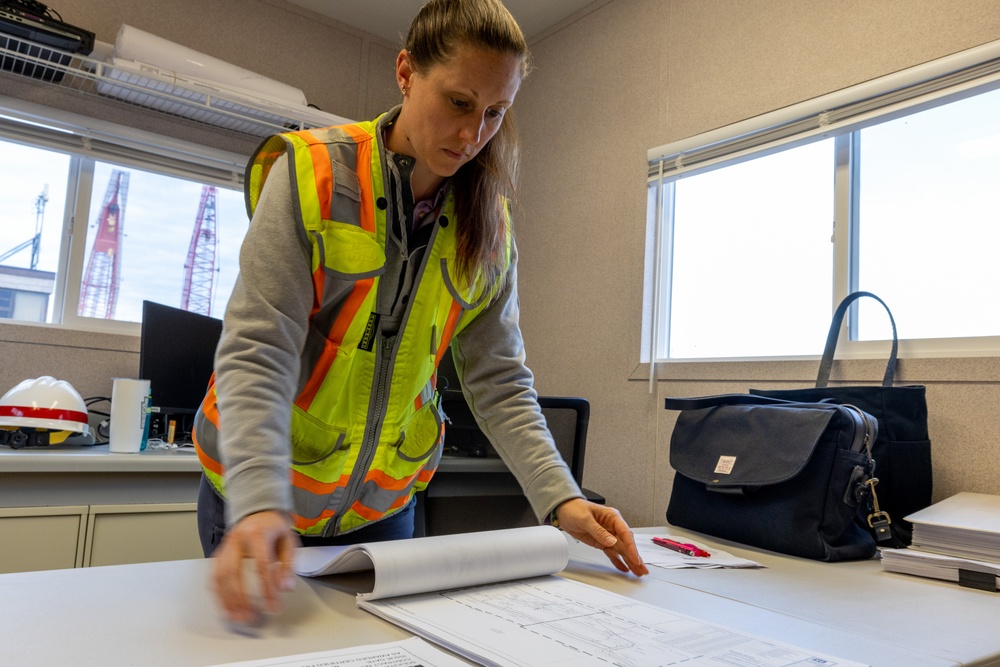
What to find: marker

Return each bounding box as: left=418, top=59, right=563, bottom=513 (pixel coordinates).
left=652, top=537, right=710, bottom=558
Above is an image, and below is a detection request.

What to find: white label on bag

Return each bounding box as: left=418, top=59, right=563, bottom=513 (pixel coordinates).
left=714, top=456, right=736, bottom=474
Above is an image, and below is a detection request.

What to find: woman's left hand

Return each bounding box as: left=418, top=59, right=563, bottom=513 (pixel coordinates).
left=555, top=498, right=648, bottom=576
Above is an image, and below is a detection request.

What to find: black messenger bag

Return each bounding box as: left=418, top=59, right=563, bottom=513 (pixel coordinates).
left=750, top=291, right=932, bottom=547
left=665, top=394, right=879, bottom=562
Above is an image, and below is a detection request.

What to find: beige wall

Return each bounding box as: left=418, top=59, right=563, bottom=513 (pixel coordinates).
left=2, top=0, right=999, bottom=527
left=515, top=0, right=1000, bottom=526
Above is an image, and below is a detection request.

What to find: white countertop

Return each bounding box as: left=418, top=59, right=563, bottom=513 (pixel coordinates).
left=0, top=446, right=516, bottom=475
left=0, top=443, right=202, bottom=473
left=0, top=446, right=516, bottom=474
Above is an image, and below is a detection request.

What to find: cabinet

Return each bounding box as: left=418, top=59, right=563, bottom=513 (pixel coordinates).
left=85, top=503, right=202, bottom=567
left=0, top=505, right=88, bottom=573
left=0, top=444, right=204, bottom=573
left=0, top=502, right=201, bottom=574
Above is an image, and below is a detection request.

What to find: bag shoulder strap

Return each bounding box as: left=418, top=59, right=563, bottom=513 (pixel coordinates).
left=818, top=291, right=898, bottom=389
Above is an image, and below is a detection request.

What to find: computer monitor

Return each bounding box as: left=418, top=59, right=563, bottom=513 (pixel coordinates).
left=139, top=300, right=223, bottom=441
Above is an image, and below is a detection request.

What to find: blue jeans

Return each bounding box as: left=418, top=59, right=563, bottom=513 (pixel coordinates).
left=196, top=474, right=416, bottom=557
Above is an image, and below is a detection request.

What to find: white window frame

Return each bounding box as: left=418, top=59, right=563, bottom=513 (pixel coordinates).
left=645, top=38, right=1000, bottom=366
left=0, top=95, right=247, bottom=335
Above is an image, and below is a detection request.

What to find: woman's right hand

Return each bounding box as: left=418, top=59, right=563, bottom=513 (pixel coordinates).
left=210, top=510, right=300, bottom=625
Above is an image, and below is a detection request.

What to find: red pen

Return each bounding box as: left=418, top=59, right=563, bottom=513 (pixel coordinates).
left=652, top=537, right=711, bottom=558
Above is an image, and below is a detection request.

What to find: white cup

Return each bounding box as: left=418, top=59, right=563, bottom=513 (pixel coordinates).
left=109, top=378, right=151, bottom=453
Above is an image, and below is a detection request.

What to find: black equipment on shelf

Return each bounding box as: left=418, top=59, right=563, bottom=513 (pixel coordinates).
left=0, top=2, right=94, bottom=82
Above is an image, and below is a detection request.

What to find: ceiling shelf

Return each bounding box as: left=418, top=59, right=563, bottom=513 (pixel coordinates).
left=0, top=32, right=351, bottom=139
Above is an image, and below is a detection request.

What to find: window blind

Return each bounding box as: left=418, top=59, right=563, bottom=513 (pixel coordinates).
left=0, top=96, right=246, bottom=189
left=648, top=39, right=1000, bottom=181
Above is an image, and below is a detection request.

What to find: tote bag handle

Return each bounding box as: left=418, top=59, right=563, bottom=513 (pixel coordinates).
left=818, top=291, right=898, bottom=388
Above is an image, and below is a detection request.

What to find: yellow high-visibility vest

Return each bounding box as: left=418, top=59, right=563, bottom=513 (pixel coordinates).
left=194, top=115, right=511, bottom=535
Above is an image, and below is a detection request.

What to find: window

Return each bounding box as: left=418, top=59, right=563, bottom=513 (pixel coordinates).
left=646, top=39, right=1000, bottom=361
left=75, top=161, right=244, bottom=324
left=855, top=94, right=1000, bottom=341
left=0, top=288, right=13, bottom=318
left=0, top=140, right=69, bottom=323
left=0, top=101, right=247, bottom=332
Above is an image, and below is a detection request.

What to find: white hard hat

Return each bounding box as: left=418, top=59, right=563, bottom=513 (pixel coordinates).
left=0, top=376, right=90, bottom=441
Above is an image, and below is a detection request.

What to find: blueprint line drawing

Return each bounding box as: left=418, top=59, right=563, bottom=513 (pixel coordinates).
left=361, top=576, right=863, bottom=667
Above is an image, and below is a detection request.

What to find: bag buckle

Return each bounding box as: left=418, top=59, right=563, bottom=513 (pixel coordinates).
left=865, top=475, right=894, bottom=543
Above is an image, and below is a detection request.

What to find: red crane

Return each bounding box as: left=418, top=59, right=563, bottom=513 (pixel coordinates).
left=181, top=185, right=219, bottom=316
left=79, top=170, right=129, bottom=319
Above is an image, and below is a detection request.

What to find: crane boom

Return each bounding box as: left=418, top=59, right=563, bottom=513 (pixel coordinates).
left=180, top=185, right=219, bottom=316
left=79, top=170, right=128, bottom=319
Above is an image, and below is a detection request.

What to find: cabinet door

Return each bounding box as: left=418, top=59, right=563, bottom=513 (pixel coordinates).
left=0, top=506, right=88, bottom=573
left=84, top=503, right=203, bottom=567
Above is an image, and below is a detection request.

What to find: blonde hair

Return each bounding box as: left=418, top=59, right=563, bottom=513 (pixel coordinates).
left=405, top=0, right=530, bottom=292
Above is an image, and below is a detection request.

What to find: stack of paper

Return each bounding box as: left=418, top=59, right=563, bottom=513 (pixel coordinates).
left=908, top=492, right=1000, bottom=560
left=880, top=492, right=1000, bottom=591
left=881, top=548, right=1000, bottom=587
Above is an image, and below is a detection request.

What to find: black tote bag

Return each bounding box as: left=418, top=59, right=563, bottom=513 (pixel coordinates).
left=750, top=291, right=932, bottom=547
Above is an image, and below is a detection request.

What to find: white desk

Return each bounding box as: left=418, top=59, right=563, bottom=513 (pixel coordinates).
left=1, top=528, right=997, bottom=666
left=612, top=528, right=1000, bottom=667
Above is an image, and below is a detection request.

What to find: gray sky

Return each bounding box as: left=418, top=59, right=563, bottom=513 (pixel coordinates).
left=1, top=142, right=247, bottom=324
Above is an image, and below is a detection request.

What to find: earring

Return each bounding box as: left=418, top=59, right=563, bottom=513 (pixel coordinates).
left=401, top=86, right=407, bottom=95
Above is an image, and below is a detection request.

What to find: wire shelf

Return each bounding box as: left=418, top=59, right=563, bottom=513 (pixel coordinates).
left=0, top=31, right=350, bottom=138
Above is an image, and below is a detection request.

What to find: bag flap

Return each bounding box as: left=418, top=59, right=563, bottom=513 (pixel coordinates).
left=669, top=404, right=836, bottom=490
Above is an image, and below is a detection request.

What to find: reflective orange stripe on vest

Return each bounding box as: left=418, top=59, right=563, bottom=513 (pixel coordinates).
left=339, top=124, right=376, bottom=234
left=192, top=377, right=223, bottom=481
left=296, top=277, right=375, bottom=411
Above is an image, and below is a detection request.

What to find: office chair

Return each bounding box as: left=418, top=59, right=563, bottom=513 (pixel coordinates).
left=416, top=353, right=604, bottom=536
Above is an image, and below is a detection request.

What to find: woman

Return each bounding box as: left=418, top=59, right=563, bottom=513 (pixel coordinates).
left=194, top=0, right=647, bottom=625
